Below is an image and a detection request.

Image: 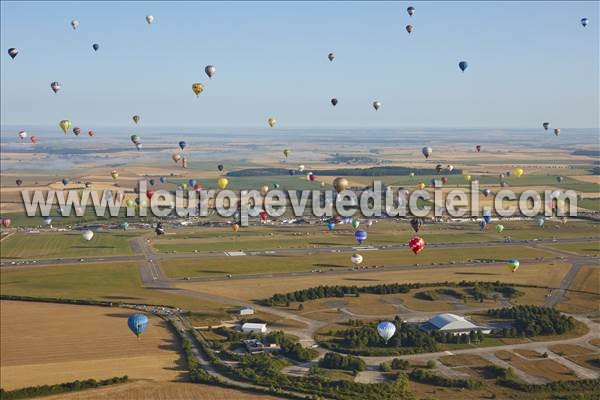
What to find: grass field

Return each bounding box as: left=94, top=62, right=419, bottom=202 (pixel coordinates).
left=438, top=354, right=492, bottom=367
left=177, top=262, right=572, bottom=301
left=546, top=242, right=600, bottom=256
left=0, top=262, right=226, bottom=313
left=494, top=351, right=577, bottom=382
left=161, top=245, right=557, bottom=279
left=0, top=231, right=136, bottom=259
left=42, top=381, right=285, bottom=400
left=0, top=301, right=183, bottom=390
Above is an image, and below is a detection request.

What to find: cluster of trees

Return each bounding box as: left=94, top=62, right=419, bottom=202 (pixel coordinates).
left=227, top=166, right=461, bottom=177
left=0, top=376, right=128, bottom=400
left=265, top=331, right=318, bottom=362
left=319, top=352, right=366, bottom=372
left=431, top=329, right=485, bottom=345
left=409, top=369, right=482, bottom=390
left=266, top=281, right=526, bottom=306
left=488, top=305, right=575, bottom=336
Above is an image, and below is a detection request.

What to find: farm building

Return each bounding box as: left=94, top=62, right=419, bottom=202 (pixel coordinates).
left=241, top=322, right=267, bottom=333
left=239, top=307, right=255, bottom=316
left=418, top=313, right=491, bottom=335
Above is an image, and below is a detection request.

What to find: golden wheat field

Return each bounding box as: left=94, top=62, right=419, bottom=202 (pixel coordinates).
left=0, top=301, right=184, bottom=390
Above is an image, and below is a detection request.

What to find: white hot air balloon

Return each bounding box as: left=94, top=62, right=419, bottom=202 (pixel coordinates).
left=351, top=254, right=363, bottom=265
left=71, top=20, right=79, bottom=30
left=82, top=230, right=94, bottom=241
left=298, top=165, right=305, bottom=172
left=146, top=15, right=154, bottom=24
left=18, top=130, right=27, bottom=140
left=377, top=321, right=396, bottom=343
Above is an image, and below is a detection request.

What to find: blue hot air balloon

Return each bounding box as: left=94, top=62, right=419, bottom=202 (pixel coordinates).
left=288, top=169, right=295, bottom=176
left=188, top=179, right=197, bottom=187
left=326, top=221, right=336, bottom=231
left=159, top=176, right=166, bottom=183
left=149, top=179, right=155, bottom=186
left=581, top=18, right=589, bottom=27
left=377, top=321, right=396, bottom=343
left=42, top=216, right=52, bottom=225
left=135, top=197, right=141, bottom=205
left=127, top=314, right=149, bottom=338
left=458, top=61, right=468, bottom=72
left=483, top=209, right=492, bottom=223
left=354, top=229, right=367, bottom=244
left=62, top=178, right=70, bottom=186
left=178, top=141, right=187, bottom=150
left=92, top=43, right=99, bottom=51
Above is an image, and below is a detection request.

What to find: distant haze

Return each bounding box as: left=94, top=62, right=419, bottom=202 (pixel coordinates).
left=1, top=1, right=598, bottom=129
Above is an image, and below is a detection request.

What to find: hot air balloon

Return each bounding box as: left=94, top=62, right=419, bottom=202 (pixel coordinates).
left=405, top=24, right=413, bottom=34
left=326, top=221, right=336, bottom=231
left=231, top=223, right=240, bottom=232
left=409, top=172, right=415, bottom=177
left=136, top=143, right=143, bottom=151
left=179, top=141, right=187, bottom=150
left=217, top=164, right=224, bottom=172
left=536, top=215, right=545, bottom=228
left=205, top=65, right=216, bottom=78
left=187, top=179, right=196, bottom=188
left=581, top=18, right=589, bottom=27
left=128, top=314, right=148, bottom=338
left=298, top=165, right=305, bottom=172
left=2, top=217, right=11, bottom=228
left=30, top=135, right=38, bottom=143
left=351, top=253, right=363, bottom=265
left=73, top=127, right=81, bottom=136
left=15, top=179, right=22, bottom=186
left=51, top=81, right=61, bottom=93
left=495, top=224, right=504, bottom=233
left=146, top=15, right=154, bottom=24
left=192, top=83, right=204, bottom=97
left=62, top=178, right=69, bottom=186
left=218, top=177, right=229, bottom=189
left=513, top=167, right=523, bottom=178
left=441, top=177, right=448, bottom=184
left=372, top=101, right=381, bottom=111
left=8, top=48, right=18, bottom=59
left=328, top=52, right=335, bottom=62
left=410, top=217, right=423, bottom=233
left=422, top=146, right=432, bottom=159
left=507, top=259, right=520, bottom=272
left=92, top=43, right=99, bottom=51
left=283, top=149, right=290, bottom=159
left=464, top=175, right=472, bottom=183
left=181, top=183, right=188, bottom=190
left=542, top=122, right=550, bottom=131
left=130, top=134, right=141, bottom=144
left=483, top=188, right=491, bottom=197
left=308, top=173, right=317, bottom=181
left=458, top=61, right=468, bottom=72
left=259, top=185, right=269, bottom=195
left=88, top=130, right=95, bottom=137
left=408, top=236, right=425, bottom=254
left=120, top=221, right=129, bottom=230
left=155, top=222, right=165, bottom=235
left=351, top=219, right=360, bottom=229
left=483, top=209, right=492, bottom=223
left=333, top=177, right=349, bottom=192
left=377, top=321, right=396, bottom=343
left=71, top=20, right=79, bottom=30
left=18, top=130, right=27, bottom=140
left=268, top=117, right=277, bottom=128
left=126, top=199, right=134, bottom=207
left=42, top=216, right=52, bottom=225
left=149, top=179, right=156, bottom=186
left=476, top=145, right=481, bottom=152
left=331, top=98, right=338, bottom=107
left=82, top=230, right=94, bottom=241
left=354, top=229, right=367, bottom=244
left=159, top=176, right=166, bottom=183
left=417, top=182, right=426, bottom=190
left=132, top=115, right=140, bottom=124
left=110, top=170, right=118, bottom=180
left=146, top=188, right=156, bottom=199
left=407, top=6, right=415, bottom=16
left=554, top=128, right=560, bottom=136
left=172, top=153, right=181, bottom=163
left=479, top=220, right=487, bottom=231
left=435, top=164, right=443, bottom=174
left=556, top=176, right=564, bottom=183
left=447, top=165, right=454, bottom=172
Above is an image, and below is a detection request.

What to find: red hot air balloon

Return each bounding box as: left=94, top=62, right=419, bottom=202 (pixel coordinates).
left=146, top=188, right=156, bottom=198
left=441, top=177, right=448, bottom=184
left=193, top=183, right=202, bottom=192
left=88, top=130, right=95, bottom=137
left=30, top=135, right=38, bottom=143
left=2, top=217, right=11, bottom=228
left=260, top=210, right=268, bottom=222
left=409, top=236, right=425, bottom=254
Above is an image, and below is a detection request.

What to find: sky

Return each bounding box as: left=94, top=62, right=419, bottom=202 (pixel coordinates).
left=1, top=1, right=598, bottom=129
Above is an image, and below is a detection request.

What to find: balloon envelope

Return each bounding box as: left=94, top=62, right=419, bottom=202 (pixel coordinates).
left=409, top=236, right=425, bottom=254
left=377, top=321, right=396, bottom=342
left=354, top=229, right=367, bottom=244
left=8, top=48, right=18, bottom=59
left=92, top=43, right=99, bottom=51
left=82, top=230, right=94, bottom=241
left=458, top=61, right=468, bottom=72
left=351, top=253, right=363, bottom=265
left=205, top=65, right=216, bottom=78
left=127, top=314, right=149, bottom=337
left=508, top=259, right=520, bottom=272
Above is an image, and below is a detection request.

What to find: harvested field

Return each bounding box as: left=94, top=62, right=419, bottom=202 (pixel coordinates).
left=438, top=354, right=492, bottom=367
left=0, top=301, right=183, bottom=390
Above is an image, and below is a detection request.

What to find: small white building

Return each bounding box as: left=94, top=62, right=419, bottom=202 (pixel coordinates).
left=239, top=307, right=255, bottom=316
left=418, top=313, right=491, bottom=335
left=241, top=322, right=267, bottom=334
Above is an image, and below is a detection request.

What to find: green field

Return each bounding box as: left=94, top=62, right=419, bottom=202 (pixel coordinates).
left=0, top=262, right=225, bottom=312
left=161, top=245, right=558, bottom=279
left=546, top=242, right=600, bottom=256
left=151, top=220, right=600, bottom=254
left=0, top=231, right=136, bottom=259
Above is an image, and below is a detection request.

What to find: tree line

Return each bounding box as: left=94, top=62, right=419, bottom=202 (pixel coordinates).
left=319, top=352, right=367, bottom=372
left=0, top=377, right=128, bottom=400
left=487, top=305, right=575, bottom=336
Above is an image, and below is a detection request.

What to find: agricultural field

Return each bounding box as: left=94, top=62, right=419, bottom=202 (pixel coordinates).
left=0, top=231, right=138, bottom=259
left=0, top=301, right=183, bottom=390
left=494, top=351, right=577, bottom=381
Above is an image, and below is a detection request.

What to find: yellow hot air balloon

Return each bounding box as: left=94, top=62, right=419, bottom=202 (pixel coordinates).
left=417, top=182, right=426, bottom=190
left=513, top=167, right=524, bottom=178
left=111, top=170, right=119, bottom=180
left=464, top=175, right=472, bottom=183
left=333, top=177, right=349, bottom=192
left=260, top=185, right=269, bottom=195
left=218, top=177, right=229, bottom=189
left=172, top=153, right=182, bottom=163
left=192, top=83, right=204, bottom=97
left=59, top=120, right=72, bottom=134
left=283, top=149, right=290, bottom=158
left=268, top=117, right=276, bottom=128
